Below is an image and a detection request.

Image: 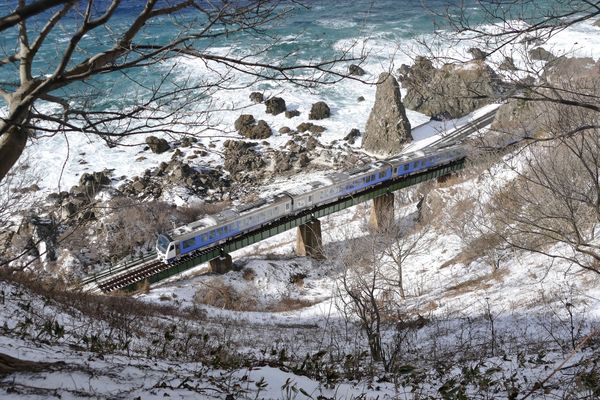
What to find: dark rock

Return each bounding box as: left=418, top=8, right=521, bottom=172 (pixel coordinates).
left=145, top=136, right=170, bottom=154
left=309, top=101, right=330, bottom=120
left=265, top=97, right=286, bottom=115
left=344, top=128, right=361, bottom=144
left=273, top=152, right=292, bottom=173
left=61, top=201, right=78, bottom=219
left=296, top=122, right=326, bottom=134
left=529, top=47, right=555, bottom=62
left=285, top=110, right=300, bottom=119
left=235, top=114, right=272, bottom=139
left=306, top=136, right=319, bottom=151
left=468, top=47, right=487, bottom=61
left=223, top=141, right=266, bottom=179
left=171, top=149, right=183, bottom=159
left=17, top=216, right=58, bottom=261
left=249, top=92, right=264, bottom=103
left=234, top=114, right=256, bottom=131
left=357, top=96, right=365, bottom=102
left=349, top=64, right=366, bottom=76
left=499, top=56, right=517, bottom=71
left=403, top=58, right=506, bottom=118
left=132, top=180, right=146, bottom=193
left=247, top=120, right=272, bottom=139
left=430, top=111, right=453, bottom=121
left=297, top=153, right=311, bottom=167
left=180, top=137, right=196, bottom=147
left=279, top=126, right=292, bottom=134
left=397, top=64, right=410, bottom=80
left=363, top=73, right=412, bottom=155
left=78, top=171, right=111, bottom=197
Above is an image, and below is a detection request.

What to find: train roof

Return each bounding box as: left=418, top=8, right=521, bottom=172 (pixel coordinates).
left=169, top=215, right=217, bottom=238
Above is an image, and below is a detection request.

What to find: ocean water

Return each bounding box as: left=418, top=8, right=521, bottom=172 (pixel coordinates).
left=1, top=1, right=599, bottom=194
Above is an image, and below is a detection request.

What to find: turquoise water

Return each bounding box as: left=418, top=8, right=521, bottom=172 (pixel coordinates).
left=0, top=1, right=481, bottom=107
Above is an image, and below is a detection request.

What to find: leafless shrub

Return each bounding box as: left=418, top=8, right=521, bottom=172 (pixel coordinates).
left=242, top=267, right=256, bottom=281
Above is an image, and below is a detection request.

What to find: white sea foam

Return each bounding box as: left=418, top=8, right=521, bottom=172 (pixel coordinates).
left=13, top=17, right=600, bottom=197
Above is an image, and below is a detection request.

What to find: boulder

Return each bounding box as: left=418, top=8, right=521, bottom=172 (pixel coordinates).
left=272, top=152, right=293, bottom=173
left=468, top=47, right=487, bottom=61
left=297, top=153, right=311, bottom=168
left=363, top=73, right=412, bottom=155
left=234, top=114, right=256, bottom=131
left=529, top=47, right=555, bottom=62
left=244, top=120, right=271, bottom=139
left=78, top=171, right=111, bottom=197
left=499, top=56, right=517, bottom=71
left=296, top=122, right=326, bottom=134
left=309, top=101, right=330, bottom=120
left=305, top=136, right=320, bottom=151
left=285, top=110, right=300, bottom=119
left=249, top=92, right=264, bottom=103
left=145, top=136, right=170, bottom=154
left=279, top=126, right=292, bottom=134
left=403, top=58, right=506, bottom=118
left=594, top=19, right=600, bottom=27
left=265, top=97, right=286, bottom=115
left=223, top=140, right=266, bottom=178
left=344, top=128, right=361, bottom=145
left=357, top=96, right=365, bottom=102
left=349, top=64, right=366, bottom=76
left=234, top=115, right=272, bottom=139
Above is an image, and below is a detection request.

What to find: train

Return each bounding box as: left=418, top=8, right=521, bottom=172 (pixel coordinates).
left=156, top=144, right=466, bottom=263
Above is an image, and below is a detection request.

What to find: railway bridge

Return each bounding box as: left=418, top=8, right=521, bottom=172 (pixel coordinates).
left=79, top=106, right=498, bottom=294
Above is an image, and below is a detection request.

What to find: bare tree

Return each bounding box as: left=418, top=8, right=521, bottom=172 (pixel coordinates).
left=0, top=0, right=359, bottom=182
left=383, top=212, right=432, bottom=299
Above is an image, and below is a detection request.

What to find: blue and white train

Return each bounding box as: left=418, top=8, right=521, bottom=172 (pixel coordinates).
left=156, top=144, right=465, bottom=263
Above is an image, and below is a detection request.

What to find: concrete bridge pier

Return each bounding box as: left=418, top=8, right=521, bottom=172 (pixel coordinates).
left=296, top=218, right=325, bottom=259
left=369, top=193, right=394, bottom=231
left=209, top=252, right=233, bottom=274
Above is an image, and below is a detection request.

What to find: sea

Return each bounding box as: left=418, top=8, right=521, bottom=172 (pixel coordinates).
left=1, top=0, right=600, bottom=195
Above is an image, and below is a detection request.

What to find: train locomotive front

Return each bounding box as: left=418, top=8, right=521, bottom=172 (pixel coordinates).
left=156, top=234, right=177, bottom=263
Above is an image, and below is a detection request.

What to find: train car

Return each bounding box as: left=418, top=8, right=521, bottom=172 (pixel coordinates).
left=157, top=145, right=467, bottom=264
left=156, top=194, right=292, bottom=263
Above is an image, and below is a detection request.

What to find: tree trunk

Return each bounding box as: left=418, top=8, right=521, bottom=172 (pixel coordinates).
left=0, top=124, right=28, bottom=182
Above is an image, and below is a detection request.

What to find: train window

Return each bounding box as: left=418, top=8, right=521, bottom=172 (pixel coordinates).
left=308, top=195, right=312, bottom=202
left=379, top=171, right=385, bottom=178
left=183, top=238, right=196, bottom=248
left=201, top=234, right=208, bottom=242
left=393, top=167, right=398, bottom=174
left=403, top=164, right=410, bottom=171
left=286, top=203, right=290, bottom=210
left=209, top=230, right=215, bottom=239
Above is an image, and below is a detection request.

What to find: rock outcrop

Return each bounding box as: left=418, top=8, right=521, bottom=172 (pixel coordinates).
left=529, top=47, right=555, bottom=62
left=402, top=58, right=505, bottom=119
left=249, top=92, right=264, bottom=103
left=223, top=140, right=265, bottom=179
left=362, top=73, right=412, bottom=155
left=349, top=64, right=366, bottom=76
left=309, top=101, right=330, bottom=120
left=145, top=136, right=170, bottom=154
left=344, top=128, right=361, bottom=144
left=468, top=47, right=487, bottom=61
left=297, top=122, right=326, bottom=134
left=234, top=114, right=272, bottom=139
left=265, top=97, right=286, bottom=115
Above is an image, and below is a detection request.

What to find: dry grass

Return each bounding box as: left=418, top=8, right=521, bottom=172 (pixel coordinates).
left=193, top=280, right=258, bottom=311
left=266, top=296, right=318, bottom=312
